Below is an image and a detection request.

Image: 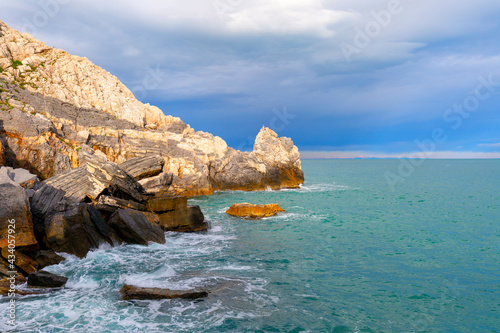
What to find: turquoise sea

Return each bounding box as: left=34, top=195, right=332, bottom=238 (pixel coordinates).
left=1, top=159, right=499, bottom=332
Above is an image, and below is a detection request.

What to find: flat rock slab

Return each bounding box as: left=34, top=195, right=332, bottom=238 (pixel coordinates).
left=226, top=203, right=285, bottom=219
left=120, top=284, right=208, bottom=300
left=31, top=250, right=65, bottom=270
left=119, top=155, right=165, bottom=180
left=1, top=247, right=39, bottom=276
left=27, top=270, right=68, bottom=288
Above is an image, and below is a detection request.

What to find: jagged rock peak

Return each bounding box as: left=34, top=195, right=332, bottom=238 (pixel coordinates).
left=0, top=19, right=185, bottom=130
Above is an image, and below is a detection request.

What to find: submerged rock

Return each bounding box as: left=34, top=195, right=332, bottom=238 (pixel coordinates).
left=226, top=203, right=285, bottom=219
left=120, top=284, right=208, bottom=300
left=27, top=270, right=68, bottom=288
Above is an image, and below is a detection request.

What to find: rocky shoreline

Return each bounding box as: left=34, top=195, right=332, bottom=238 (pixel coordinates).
left=0, top=19, right=304, bottom=298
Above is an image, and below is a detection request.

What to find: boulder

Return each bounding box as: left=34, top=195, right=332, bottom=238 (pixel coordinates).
left=1, top=247, right=39, bottom=276
left=0, top=167, right=38, bottom=189
left=95, top=195, right=146, bottom=212
left=120, top=284, right=208, bottom=300
left=108, top=209, right=165, bottom=245
left=43, top=203, right=117, bottom=258
left=146, top=194, right=187, bottom=213
left=27, top=270, right=68, bottom=288
left=226, top=203, right=285, bottom=219
left=119, top=155, right=165, bottom=180
left=139, top=172, right=174, bottom=194
left=31, top=250, right=65, bottom=269
left=158, top=205, right=208, bottom=232
left=0, top=183, right=38, bottom=251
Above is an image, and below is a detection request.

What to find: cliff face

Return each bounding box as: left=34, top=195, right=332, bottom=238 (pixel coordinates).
left=0, top=20, right=304, bottom=195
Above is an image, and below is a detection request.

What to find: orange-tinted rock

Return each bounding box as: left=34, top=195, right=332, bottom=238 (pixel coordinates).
left=226, top=203, right=285, bottom=219
left=0, top=183, right=38, bottom=252
left=1, top=247, right=39, bottom=276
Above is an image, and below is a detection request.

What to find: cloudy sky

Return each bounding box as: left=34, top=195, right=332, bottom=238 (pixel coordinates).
left=2, top=0, right=500, bottom=157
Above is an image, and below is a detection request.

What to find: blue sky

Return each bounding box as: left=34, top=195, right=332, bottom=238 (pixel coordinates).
left=2, top=0, right=500, bottom=158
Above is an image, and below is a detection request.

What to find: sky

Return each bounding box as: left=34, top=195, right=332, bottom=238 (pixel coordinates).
left=2, top=0, right=500, bottom=158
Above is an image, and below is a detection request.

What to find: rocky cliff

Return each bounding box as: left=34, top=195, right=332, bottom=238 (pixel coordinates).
left=0, top=20, right=304, bottom=195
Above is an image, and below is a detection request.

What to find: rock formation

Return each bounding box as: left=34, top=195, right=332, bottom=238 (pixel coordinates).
left=0, top=20, right=303, bottom=196
left=226, top=203, right=285, bottom=219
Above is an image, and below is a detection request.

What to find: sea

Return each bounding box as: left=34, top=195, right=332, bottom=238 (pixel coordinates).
left=1, top=159, right=499, bottom=332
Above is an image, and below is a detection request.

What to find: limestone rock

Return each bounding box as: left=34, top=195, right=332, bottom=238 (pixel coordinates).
left=0, top=183, right=38, bottom=251
left=119, top=155, right=165, bottom=180
left=108, top=209, right=165, bottom=245
left=0, top=21, right=304, bottom=196
left=158, top=205, right=208, bottom=232
left=146, top=194, right=187, bottom=213
left=226, top=203, right=285, bottom=219
left=0, top=19, right=186, bottom=130
left=139, top=172, right=174, bottom=194
left=0, top=167, right=38, bottom=188
left=27, top=270, right=68, bottom=288
left=120, top=284, right=208, bottom=300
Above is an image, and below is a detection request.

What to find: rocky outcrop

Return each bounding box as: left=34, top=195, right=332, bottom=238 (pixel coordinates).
left=27, top=270, right=68, bottom=288
left=146, top=193, right=208, bottom=232
left=0, top=183, right=37, bottom=251
left=226, top=203, right=285, bottom=219
left=0, top=20, right=303, bottom=196
left=108, top=209, right=165, bottom=246
left=0, top=20, right=184, bottom=130
left=120, top=284, right=208, bottom=300
left=30, top=250, right=65, bottom=269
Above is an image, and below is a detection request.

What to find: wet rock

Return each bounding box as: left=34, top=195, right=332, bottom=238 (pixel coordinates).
left=158, top=205, right=208, bottom=232
left=119, top=155, right=165, bottom=180
left=44, top=203, right=116, bottom=258
left=120, top=284, right=208, bottom=300
left=31, top=250, right=65, bottom=269
left=1, top=247, right=39, bottom=276
left=108, top=209, right=165, bottom=245
left=27, top=270, right=68, bottom=288
left=226, top=203, right=285, bottom=219
left=0, top=183, right=38, bottom=251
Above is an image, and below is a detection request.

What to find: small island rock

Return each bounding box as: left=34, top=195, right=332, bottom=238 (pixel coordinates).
left=226, top=203, right=285, bottom=219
